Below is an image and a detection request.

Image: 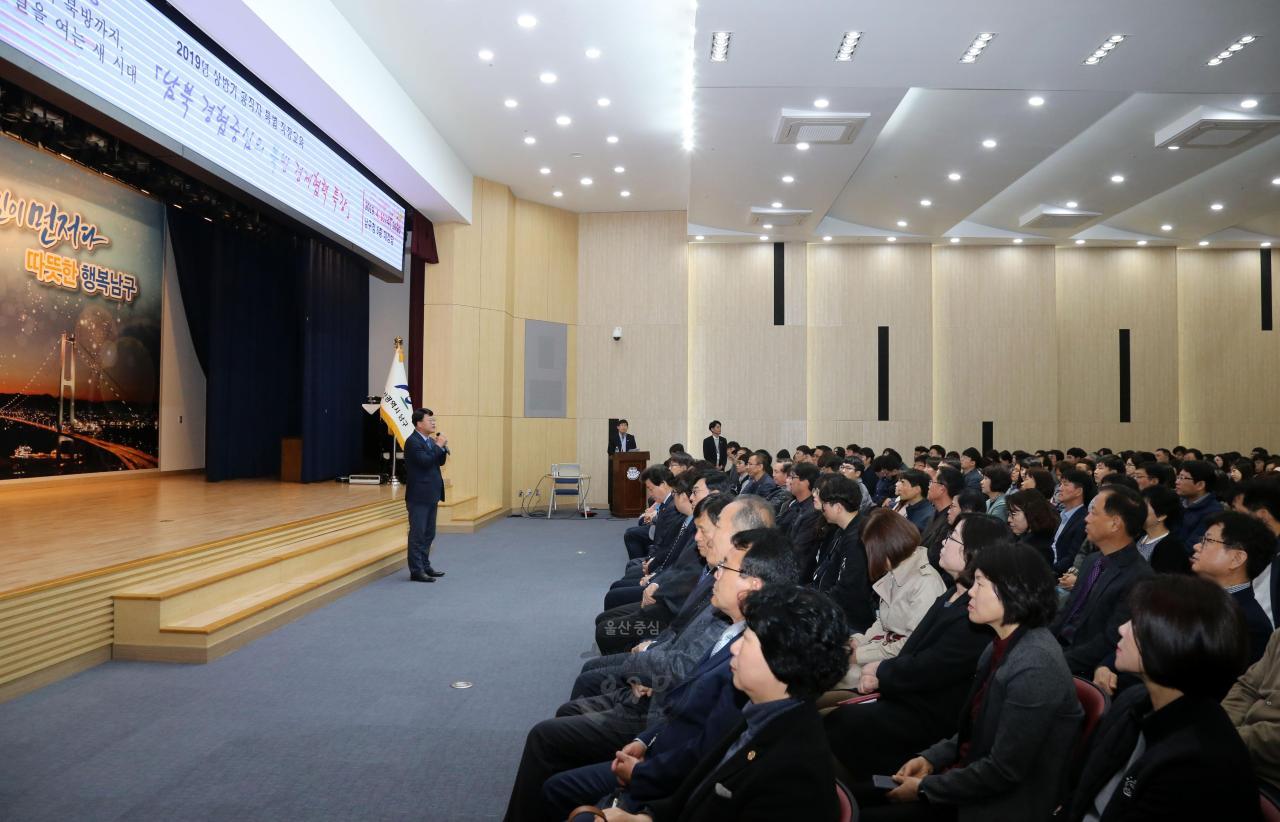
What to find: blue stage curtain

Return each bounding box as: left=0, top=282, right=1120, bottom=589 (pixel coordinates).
left=298, top=238, right=368, bottom=482
left=168, top=209, right=368, bottom=483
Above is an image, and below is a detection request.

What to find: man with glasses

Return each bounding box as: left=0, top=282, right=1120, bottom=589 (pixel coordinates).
left=1174, top=459, right=1223, bottom=548
left=737, top=450, right=778, bottom=500
left=405, top=408, right=448, bottom=583
left=838, top=458, right=874, bottom=513
left=1190, top=512, right=1274, bottom=664
left=1133, top=461, right=1175, bottom=491
left=921, top=465, right=964, bottom=579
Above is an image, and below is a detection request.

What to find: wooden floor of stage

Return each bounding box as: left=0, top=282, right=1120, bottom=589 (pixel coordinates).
left=0, top=474, right=403, bottom=596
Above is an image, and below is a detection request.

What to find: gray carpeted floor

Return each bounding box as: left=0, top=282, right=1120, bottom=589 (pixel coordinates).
left=0, top=514, right=628, bottom=821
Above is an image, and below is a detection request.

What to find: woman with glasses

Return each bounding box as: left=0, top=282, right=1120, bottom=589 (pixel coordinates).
left=860, top=541, right=1081, bottom=821
left=823, top=513, right=1007, bottom=782
left=1004, top=489, right=1059, bottom=570
left=1064, top=575, right=1258, bottom=821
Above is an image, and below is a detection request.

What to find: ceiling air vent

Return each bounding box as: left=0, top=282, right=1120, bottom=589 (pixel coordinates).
left=750, top=207, right=812, bottom=227
left=1019, top=204, right=1101, bottom=229
left=775, top=109, right=869, bottom=145
left=1155, top=106, right=1280, bottom=150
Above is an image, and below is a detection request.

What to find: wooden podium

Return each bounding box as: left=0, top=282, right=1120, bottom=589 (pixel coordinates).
left=609, top=451, right=650, bottom=517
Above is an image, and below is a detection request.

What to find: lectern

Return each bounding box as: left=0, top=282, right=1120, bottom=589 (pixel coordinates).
left=609, top=451, right=650, bottom=517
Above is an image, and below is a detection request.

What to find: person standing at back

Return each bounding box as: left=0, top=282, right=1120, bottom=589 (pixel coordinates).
left=405, top=407, right=448, bottom=583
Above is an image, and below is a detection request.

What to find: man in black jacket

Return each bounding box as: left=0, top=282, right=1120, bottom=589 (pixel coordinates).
left=1052, top=485, right=1154, bottom=677
left=736, top=450, right=778, bottom=499
left=701, top=420, right=727, bottom=470
left=404, top=408, right=448, bottom=582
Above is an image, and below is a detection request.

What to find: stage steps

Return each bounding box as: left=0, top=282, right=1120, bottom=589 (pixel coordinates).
left=112, top=508, right=407, bottom=663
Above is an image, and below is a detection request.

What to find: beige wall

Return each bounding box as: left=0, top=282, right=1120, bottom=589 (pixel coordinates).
left=425, top=178, right=578, bottom=515
left=576, top=211, right=688, bottom=505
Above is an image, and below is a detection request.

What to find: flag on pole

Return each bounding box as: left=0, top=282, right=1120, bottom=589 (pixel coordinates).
left=380, top=340, right=414, bottom=448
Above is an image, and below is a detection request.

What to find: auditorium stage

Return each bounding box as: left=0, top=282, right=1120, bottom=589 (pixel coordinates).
left=0, top=473, right=402, bottom=596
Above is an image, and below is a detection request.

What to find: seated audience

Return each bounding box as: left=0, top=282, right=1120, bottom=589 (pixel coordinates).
left=823, top=513, right=1006, bottom=780
left=1049, top=468, right=1094, bottom=576
left=1190, top=511, right=1275, bottom=664
left=895, top=469, right=935, bottom=533
left=871, top=454, right=903, bottom=507
left=1223, top=628, right=1280, bottom=791
left=544, top=528, right=800, bottom=819
left=737, top=450, right=779, bottom=502
left=959, top=448, right=984, bottom=492
left=1137, top=485, right=1191, bottom=574
left=981, top=465, right=1011, bottom=522
left=625, top=467, right=680, bottom=560
left=838, top=457, right=875, bottom=513
left=1173, top=459, right=1224, bottom=547
left=1240, top=478, right=1280, bottom=626
left=1134, top=460, right=1176, bottom=490
left=1021, top=467, right=1057, bottom=500
left=1005, top=489, right=1058, bottom=570
left=1053, top=485, right=1155, bottom=678
left=605, top=473, right=698, bottom=609
left=921, top=465, right=964, bottom=576
left=586, top=585, right=852, bottom=822
left=779, top=462, right=823, bottom=577
left=858, top=541, right=1082, bottom=821
left=836, top=509, right=946, bottom=686
left=811, top=475, right=876, bottom=633
left=1066, top=575, right=1259, bottom=821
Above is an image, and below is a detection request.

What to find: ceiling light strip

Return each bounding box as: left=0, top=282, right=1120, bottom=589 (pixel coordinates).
left=1083, top=34, right=1128, bottom=66
left=1207, top=34, right=1258, bottom=66
left=835, top=31, right=861, bottom=62
left=959, top=32, right=995, bottom=64
left=709, top=31, right=731, bottom=62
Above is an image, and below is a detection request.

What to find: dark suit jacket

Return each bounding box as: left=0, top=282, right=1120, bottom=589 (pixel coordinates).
left=1067, top=689, right=1261, bottom=822
left=1233, top=585, right=1274, bottom=665
left=404, top=431, right=447, bottom=504
left=648, top=498, right=686, bottom=555
left=783, top=500, right=823, bottom=579
left=902, top=498, right=933, bottom=534
left=737, top=474, right=778, bottom=499
left=1051, top=544, right=1154, bottom=676
left=1145, top=533, right=1191, bottom=574
left=919, top=627, right=1082, bottom=822
left=648, top=518, right=696, bottom=577
left=701, top=435, right=727, bottom=469
left=630, top=636, right=748, bottom=801
left=813, top=518, right=875, bottom=633
left=1018, top=530, right=1055, bottom=570
left=645, top=701, right=840, bottom=822
left=609, top=432, right=638, bottom=455
left=1051, top=507, right=1088, bottom=575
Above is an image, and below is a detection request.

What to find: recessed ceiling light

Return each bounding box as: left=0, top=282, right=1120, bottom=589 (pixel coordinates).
left=585, top=47, right=602, bottom=59
left=1065, top=201, right=1079, bottom=209
left=1028, top=95, right=1045, bottom=107
left=771, top=201, right=783, bottom=208
left=539, top=167, right=551, bottom=175
left=606, top=135, right=619, bottom=144
left=835, top=31, right=861, bottom=62
left=982, top=138, right=998, bottom=149
left=1210, top=202, right=1224, bottom=211
left=1084, top=34, right=1128, bottom=65
left=1161, top=224, right=1173, bottom=231
left=1198, top=240, right=1210, bottom=246
left=796, top=142, right=810, bottom=151
left=948, top=172, right=962, bottom=181
left=504, top=98, right=519, bottom=108
left=1167, top=145, right=1180, bottom=151
left=759, top=235, right=770, bottom=241
left=763, top=223, right=774, bottom=229
left=478, top=49, right=494, bottom=61
left=1110, top=174, right=1125, bottom=183
left=1013, top=238, right=1024, bottom=244
left=552, top=190, right=563, bottom=198
left=949, top=237, right=961, bottom=243
left=555, top=115, right=572, bottom=126
left=523, top=135, right=537, bottom=145
left=1242, top=98, right=1259, bottom=109
left=1075, top=239, right=1086, bottom=245
left=887, top=236, right=897, bottom=242
left=960, top=32, right=996, bottom=63
left=580, top=177, right=593, bottom=186
left=897, top=220, right=908, bottom=228
left=613, top=165, right=625, bottom=173
left=695, top=235, right=705, bottom=240
left=1273, top=177, right=1280, bottom=186
left=620, top=190, right=630, bottom=198
left=814, top=98, right=830, bottom=109
left=539, top=72, right=557, bottom=84
left=1263, top=241, right=1273, bottom=248
left=1137, top=240, right=1148, bottom=246
left=517, top=13, right=537, bottom=28
left=781, top=175, right=795, bottom=183
left=1206, top=34, right=1259, bottom=66
left=597, top=97, right=611, bottom=107
left=823, top=235, right=833, bottom=241
left=920, top=199, right=932, bottom=207
left=710, top=31, right=732, bottom=62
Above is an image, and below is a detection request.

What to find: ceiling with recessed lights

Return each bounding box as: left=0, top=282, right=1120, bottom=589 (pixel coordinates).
left=328, top=0, right=1280, bottom=248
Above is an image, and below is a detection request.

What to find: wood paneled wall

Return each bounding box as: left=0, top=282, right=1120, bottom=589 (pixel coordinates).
left=1178, top=248, right=1280, bottom=451
left=426, top=178, right=578, bottom=514
left=576, top=211, right=688, bottom=504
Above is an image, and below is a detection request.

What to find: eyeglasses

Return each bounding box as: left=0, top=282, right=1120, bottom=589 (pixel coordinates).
left=942, top=535, right=965, bottom=549
left=715, top=559, right=752, bottom=577
left=1198, top=535, right=1242, bottom=551
left=1176, top=474, right=1195, bottom=482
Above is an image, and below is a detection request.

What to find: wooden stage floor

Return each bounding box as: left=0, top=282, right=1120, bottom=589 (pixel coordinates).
left=0, top=474, right=403, bottom=596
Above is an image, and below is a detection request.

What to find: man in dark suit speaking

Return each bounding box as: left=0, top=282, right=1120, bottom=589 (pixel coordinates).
left=405, top=407, right=449, bottom=583
left=609, top=419, right=637, bottom=454
left=702, top=420, right=727, bottom=469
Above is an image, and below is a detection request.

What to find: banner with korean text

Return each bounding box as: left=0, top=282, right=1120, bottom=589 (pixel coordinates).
left=0, top=135, right=163, bottom=479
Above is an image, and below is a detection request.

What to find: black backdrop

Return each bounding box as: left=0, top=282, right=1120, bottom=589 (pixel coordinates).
left=168, top=207, right=368, bottom=482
